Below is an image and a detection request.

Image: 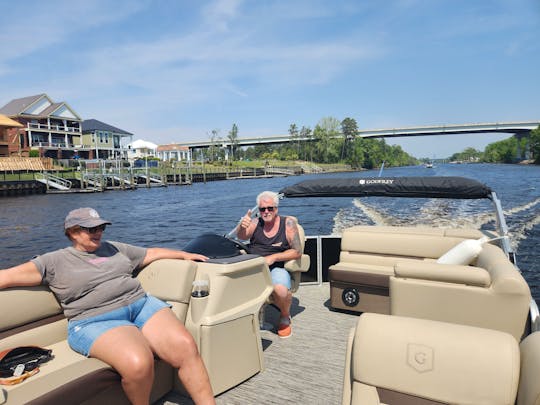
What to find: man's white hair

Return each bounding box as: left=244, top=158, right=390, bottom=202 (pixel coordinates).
left=256, top=191, right=279, bottom=207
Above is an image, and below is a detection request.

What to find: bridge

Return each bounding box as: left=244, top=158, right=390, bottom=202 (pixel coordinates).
left=182, top=121, right=539, bottom=149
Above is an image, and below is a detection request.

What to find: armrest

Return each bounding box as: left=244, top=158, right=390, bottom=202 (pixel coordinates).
left=394, top=261, right=491, bottom=287
left=284, top=254, right=310, bottom=273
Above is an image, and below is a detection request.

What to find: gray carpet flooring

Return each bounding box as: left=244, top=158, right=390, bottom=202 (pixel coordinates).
left=157, top=282, right=359, bottom=405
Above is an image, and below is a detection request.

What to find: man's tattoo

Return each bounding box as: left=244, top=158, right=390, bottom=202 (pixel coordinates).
left=286, top=218, right=302, bottom=252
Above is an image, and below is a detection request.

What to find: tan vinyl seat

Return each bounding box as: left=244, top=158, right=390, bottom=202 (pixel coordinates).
left=0, top=256, right=273, bottom=404
left=391, top=243, right=531, bottom=341
left=328, top=226, right=489, bottom=314
left=328, top=226, right=531, bottom=341
left=282, top=217, right=310, bottom=294
left=342, top=313, right=521, bottom=405
left=517, top=331, right=540, bottom=405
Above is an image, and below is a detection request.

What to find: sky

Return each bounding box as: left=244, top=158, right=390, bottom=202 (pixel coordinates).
left=1, top=0, right=539, bottom=159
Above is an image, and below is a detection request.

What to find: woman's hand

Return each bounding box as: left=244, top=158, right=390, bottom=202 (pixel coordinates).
left=183, top=252, right=209, bottom=262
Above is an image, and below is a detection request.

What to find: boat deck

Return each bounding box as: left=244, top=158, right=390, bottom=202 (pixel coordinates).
left=157, top=282, right=358, bottom=405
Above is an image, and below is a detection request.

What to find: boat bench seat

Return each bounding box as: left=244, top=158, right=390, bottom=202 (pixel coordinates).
left=329, top=226, right=490, bottom=314
left=0, top=255, right=273, bottom=404
left=329, top=226, right=531, bottom=340
left=342, top=313, right=540, bottom=405
left=342, top=313, right=529, bottom=405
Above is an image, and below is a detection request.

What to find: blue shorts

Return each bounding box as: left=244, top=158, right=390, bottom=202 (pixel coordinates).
left=271, top=267, right=291, bottom=290
left=67, top=294, right=171, bottom=356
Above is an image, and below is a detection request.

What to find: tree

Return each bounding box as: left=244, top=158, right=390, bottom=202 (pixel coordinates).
left=207, top=129, right=222, bottom=162
left=289, top=123, right=300, bottom=157
left=314, top=117, right=341, bottom=163
left=483, top=138, right=517, bottom=163
left=450, top=147, right=482, bottom=162
left=227, top=123, right=239, bottom=162
left=299, top=126, right=312, bottom=162
left=341, top=117, right=359, bottom=161
left=530, top=125, right=540, bottom=164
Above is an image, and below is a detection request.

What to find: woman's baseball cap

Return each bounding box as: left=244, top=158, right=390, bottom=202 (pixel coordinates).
left=64, top=208, right=112, bottom=230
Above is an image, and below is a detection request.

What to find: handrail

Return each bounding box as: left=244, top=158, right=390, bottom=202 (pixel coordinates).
left=35, top=172, right=72, bottom=190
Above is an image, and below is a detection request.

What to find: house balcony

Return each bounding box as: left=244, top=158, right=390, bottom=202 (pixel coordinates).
left=31, top=142, right=91, bottom=150
left=27, top=122, right=82, bottom=134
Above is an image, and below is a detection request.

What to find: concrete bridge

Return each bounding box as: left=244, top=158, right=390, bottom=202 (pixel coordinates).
left=183, top=120, right=539, bottom=159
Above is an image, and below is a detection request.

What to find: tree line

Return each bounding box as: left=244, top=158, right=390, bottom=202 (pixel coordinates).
left=202, top=117, right=417, bottom=169
left=449, top=125, right=540, bottom=164
left=203, top=121, right=540, bottom=167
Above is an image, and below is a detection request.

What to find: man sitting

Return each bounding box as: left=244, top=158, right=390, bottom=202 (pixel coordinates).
left=236, top=191, right=302, bottom=338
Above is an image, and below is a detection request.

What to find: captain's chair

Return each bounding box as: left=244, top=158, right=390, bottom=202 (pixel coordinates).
left=260, top=216, right=310, bottom=328
left=283, top=217, right=311, bottom=293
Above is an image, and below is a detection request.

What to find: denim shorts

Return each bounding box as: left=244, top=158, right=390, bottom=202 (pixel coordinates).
left=67, top=294, right=171, bottom=356
left=271, top=267, right=291, bottom=290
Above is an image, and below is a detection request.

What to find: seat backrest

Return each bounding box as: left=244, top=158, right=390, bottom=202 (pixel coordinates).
left=0, top=286, right=66, bottom=349
left=517, top=331, right=540, bottom=405
left=283, top=216, right=309, bottom=293
left=137, top=259, right=197, bottom=323
left=344, top=313, right=520, bottom=405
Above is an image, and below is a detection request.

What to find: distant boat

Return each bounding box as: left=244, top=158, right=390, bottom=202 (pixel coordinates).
left=424, top=162, right=434, bottom=168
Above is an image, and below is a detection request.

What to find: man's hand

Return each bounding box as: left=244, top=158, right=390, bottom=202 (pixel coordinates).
left=240, top=209, right=252, bottom=230
left=264, top=256, right=276, bottom=267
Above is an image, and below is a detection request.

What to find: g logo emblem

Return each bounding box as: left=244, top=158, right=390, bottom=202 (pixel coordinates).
left=342, top=288, right=359, bottom=307
left=407, top=344, right=433, bottom=373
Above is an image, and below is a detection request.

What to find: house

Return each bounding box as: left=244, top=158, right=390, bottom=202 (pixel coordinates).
left=0, top=94, right=83, bottom=159
left=156, top=143, right=192, bottom=162
left=0, top=114, right=24, bottom=157
left=0, top=94, right=134, bottom=161
left=81, top=119, right=133, bottom=160
left=126, top=139, right=158, bottom=160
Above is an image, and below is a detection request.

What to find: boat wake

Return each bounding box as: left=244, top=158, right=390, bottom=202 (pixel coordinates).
left=504, top=197, right=540, bottom=215
left=332, top=198, right=540, bottom=253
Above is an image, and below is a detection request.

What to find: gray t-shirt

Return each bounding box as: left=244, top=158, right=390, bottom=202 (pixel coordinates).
left=32, top=241, right=147, bottom=321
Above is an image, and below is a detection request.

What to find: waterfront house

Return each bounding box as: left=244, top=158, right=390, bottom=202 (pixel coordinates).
left=81, top=119, right=133, bottom=160
left=156, top=143, right=192, bottom=162
left=0, top=94, right=83, bottom=159
left=126, top=139, right=158, bottom=160
left=0, top=114, right=24, bottom=157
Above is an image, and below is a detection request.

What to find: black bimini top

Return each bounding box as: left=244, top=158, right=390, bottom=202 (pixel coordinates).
left=280, top=176, right=493, bottom=200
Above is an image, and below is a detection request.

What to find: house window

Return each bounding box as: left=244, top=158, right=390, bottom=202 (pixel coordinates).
left=98, top=132, right=110, bottom=144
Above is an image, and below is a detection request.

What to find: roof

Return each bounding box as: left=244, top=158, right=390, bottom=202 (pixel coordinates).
left=157, top=143, right=189, bottom=151
left=82, top=119, right=133, bottom=135
left=0, top=114, right=23, bottom=127
left=128, top=139, right=157, bottom=150
left=0, top=94, right=82, bottom=121
left=0, top=94, right=45, bottom=116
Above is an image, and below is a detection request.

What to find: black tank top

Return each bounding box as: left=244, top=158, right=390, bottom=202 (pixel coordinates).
left=249, top=216, right=290, bottom=269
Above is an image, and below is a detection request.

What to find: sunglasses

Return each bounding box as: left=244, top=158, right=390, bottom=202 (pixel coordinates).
left=79, top=224, right=107, bottom=234
left=259, top=206, right=275, bottom=212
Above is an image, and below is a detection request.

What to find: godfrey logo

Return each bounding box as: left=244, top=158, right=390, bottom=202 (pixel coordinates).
left=407, top=343, right=433, bottom=373
left=358, top=179, right=394, bottom=185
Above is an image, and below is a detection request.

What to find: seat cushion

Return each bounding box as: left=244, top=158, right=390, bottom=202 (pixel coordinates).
left=3, top=340, right=173, bottom=405
left=351, top=313, right=520, bottom=405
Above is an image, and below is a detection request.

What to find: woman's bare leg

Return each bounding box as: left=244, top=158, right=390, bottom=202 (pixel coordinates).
left=142, top=308, right=215, bottom=405
left=89, top=325, right=155, bottom=405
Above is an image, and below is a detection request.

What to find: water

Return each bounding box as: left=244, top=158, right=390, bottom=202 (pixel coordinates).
left=1, top=163, right=539, bottom=300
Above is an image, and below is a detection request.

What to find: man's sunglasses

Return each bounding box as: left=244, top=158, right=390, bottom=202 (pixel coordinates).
left=79, top=224, right=107, bottom=234
left=259, top=206, right=275, bottom=212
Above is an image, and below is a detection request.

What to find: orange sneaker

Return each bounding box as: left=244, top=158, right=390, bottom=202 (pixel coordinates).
left=277, top=317, right=292, bottom=338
